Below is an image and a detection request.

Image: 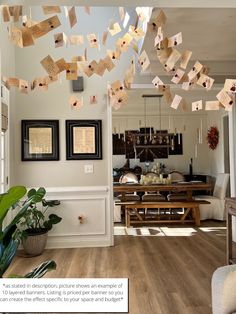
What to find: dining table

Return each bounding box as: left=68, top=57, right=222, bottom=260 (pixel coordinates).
left=113, top=181, right=213, bottom=227
left=113, top=181, right=213, bottom=201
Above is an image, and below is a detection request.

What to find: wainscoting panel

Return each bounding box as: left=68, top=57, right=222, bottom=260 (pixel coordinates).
left=51, top=198, right=106, bottom=236
left=42, top=186, right=112, bottom=248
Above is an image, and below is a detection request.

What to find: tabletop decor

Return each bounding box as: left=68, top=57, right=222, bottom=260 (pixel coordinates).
left=207, top=126, right=219, bottom=150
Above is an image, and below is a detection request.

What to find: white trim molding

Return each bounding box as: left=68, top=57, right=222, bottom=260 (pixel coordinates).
left=42, top=186, right=112, bottom=248
left=229, top=105, right=236, bottom=242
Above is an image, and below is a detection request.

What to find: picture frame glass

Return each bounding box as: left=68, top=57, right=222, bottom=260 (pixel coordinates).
left=28, top=127, right=53, bottom=154
left=22, top=120, right=59, bottom=161
left=73, top=126, right=95, bottom=154
left=66, top=120, right=102, bottom=160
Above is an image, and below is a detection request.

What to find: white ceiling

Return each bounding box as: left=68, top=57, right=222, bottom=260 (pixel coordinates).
left=145, top=8, right=236, bottom=62
left=8, top=1, right=236, bottom=8
left=126, top=8, right=236, bottom=112
left=135, top=7, right=236, bottom=83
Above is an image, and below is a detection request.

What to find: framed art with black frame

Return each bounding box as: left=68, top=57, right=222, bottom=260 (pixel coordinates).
left=66, top=120, right=102, bottom=160
left=21, top=120, right=59, bottom=161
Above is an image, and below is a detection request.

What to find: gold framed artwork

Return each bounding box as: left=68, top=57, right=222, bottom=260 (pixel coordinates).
left=66, top=120, right=102, bottom=160
left=21, top=120, right=59, bottom=161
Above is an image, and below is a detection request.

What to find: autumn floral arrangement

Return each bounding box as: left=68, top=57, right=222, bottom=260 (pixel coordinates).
left=207, top=126, right=219, bottom=150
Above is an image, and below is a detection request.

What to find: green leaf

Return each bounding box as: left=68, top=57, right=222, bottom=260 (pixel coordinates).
left=2, top=224, right=17, bottom=248
left=31, top=187, right=46, bottom=203
left=0, top=239, right=20, bottom=278
left=27, top=188, right=36, bottom=198
left=42, top=200, right=60, bottom=207
left=43, top=221, right=52, bottom=230
left=48, top=214, right=62, bottom=225
left=43, top=214, right=62, bottom=230
left=0, top=186, right=27, bottom=227
left=24, top=260, right=57, bottom=278
left=1, top=198, right=34, bottom=240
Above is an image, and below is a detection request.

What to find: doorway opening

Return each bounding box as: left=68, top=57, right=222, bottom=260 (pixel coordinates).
left=223, top=114, right=230, bottom=197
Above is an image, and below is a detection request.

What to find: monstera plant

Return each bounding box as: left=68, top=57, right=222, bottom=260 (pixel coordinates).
left=0, top=186, right=56, bottom=278
left=20, top=187, right=62, bottom=256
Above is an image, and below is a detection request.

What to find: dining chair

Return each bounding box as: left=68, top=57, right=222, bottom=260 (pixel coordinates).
left=117, top=172, right=140, bottom=201
left=195, top=173, right=230, bottom=220
left=167, top=170, right=187, bottom=201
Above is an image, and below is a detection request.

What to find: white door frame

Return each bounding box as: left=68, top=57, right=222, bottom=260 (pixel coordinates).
left=107, top=89, right=114, bottom=246
left=228, top=103, right=236, bottom=241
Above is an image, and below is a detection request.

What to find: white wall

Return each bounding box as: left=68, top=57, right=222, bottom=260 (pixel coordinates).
left=207, top=110, right=227, bottom=176
left=13, top=6, right=134, bottom=187
left=0, top=6, right=136, bottom=247
left=112, top=112, right=210, bottom=174
left=112, top=87, right=229, bottom=177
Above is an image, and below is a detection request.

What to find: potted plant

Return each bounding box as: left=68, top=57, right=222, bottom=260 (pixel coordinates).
left=0, top=186, right=57, bottom=278
left=20, top=187, right=62, bottom=256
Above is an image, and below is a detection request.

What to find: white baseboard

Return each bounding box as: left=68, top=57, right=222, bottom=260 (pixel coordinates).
left=46, top=235, right=112, bottom=248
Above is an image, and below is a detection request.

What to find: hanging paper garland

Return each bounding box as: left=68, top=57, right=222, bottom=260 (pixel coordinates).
left=207, top=126, right=219, bottom=150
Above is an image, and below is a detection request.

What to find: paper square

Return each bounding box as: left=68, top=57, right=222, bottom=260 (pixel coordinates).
left=54, top=33, right=67, bottom=48
left=192, top=100, right=203, bottom=111
left=138, top=50, right=150, bottom=72
left=87, top=33, right=99, bottom=48
left=129, top=25, right=145, bottom=41
left=167, top=32, right=182, bottom=48
left=180, top=50, right=192, bottom=69
left=205, top=101, right=220, bottom=110
left=224, top=79, right=236, bottom=93
left=197, top=74, right=214, bottom=90
left=70, top=35, right=84, bottom=45
left=90, top=95, right=98, bottom=105
left=216, top=89, right=234, bottom=109
left=152, top=76, right=164, bottom=88
left=40, top=55, right=60, bottom=76
left=19, top=79, right=29, bottom=94
left=171, top=69, right=185, bottom=84
left=164, top=49, right=181, bottom=70
left=69, top=96, right=83, bottom=109
left=65, top=63, right=78, bottom=80
left=68, top=7, right=77, bottom=28
left=171, top=94, right=182, bottom=109
left=187, top=61, right=203, bottom=81
left=108, top=22, right=121, bottom=36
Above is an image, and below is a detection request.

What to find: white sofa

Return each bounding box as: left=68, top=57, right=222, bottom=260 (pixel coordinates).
left=212, top=265, right=236, bottom=314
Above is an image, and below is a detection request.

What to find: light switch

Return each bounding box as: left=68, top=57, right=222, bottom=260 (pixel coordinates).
left=84, top=164, right=94, bottom=174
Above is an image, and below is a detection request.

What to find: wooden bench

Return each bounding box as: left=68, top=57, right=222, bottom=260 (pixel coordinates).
left=116, top=200, right=210, bottom=227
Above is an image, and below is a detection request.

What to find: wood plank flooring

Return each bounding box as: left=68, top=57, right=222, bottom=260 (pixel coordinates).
left=5, top=221, right=228, bottom=314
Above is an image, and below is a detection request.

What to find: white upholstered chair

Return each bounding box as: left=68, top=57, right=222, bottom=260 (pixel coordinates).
left=195, top=173, right=230, bottom=220
left=212, top=265, right=236, bottom=314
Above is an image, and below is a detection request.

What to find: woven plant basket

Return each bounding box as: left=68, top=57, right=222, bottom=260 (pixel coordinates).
left=22, top=229, right=48, bottom=256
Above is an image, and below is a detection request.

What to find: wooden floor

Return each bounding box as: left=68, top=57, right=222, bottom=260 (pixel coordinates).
left=6, top=221, right=229, bottom=314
